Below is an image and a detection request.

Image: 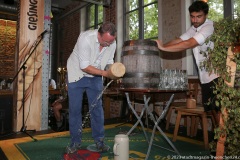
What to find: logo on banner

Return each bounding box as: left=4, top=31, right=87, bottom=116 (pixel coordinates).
left=27, top=0, right=38, bottom=30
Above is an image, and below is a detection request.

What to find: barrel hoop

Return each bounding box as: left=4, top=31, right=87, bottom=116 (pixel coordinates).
left=122, top=83, right=159, bottom=89
left=122, top=45, right=159, bottom=51
left=121, top=50, right=159, bottom=56
left=124, top=72, right=159, bottom=78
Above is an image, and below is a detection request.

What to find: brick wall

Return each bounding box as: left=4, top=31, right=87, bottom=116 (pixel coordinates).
left=0, top=19, right=16, bottom=80
left=105, top=0, right=116, bottom=24
left=57, top=2, right=81, bottom=68
left=161, top=0, right=183, bottom=70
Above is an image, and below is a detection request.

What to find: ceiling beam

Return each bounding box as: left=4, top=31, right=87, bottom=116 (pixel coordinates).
left=81, top=0, right=103, bottom=5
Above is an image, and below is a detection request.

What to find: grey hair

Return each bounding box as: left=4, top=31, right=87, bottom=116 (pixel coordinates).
left=98, top=22, right=117, bottom=36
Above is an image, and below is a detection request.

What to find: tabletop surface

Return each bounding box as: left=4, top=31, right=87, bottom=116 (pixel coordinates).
left=0, top=90, right=13, bottom=96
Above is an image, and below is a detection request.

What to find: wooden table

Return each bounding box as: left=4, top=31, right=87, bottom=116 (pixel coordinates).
left=0, top=90, right=13, bottom=96
left=103, top=89, right=122, bottom=119
left=49, top=89, right=61, bottom=95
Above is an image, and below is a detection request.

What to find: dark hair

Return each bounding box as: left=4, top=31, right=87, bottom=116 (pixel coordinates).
left=98, top=22, right=117, bottom=36
left=189, top=1, right=209, bottom=15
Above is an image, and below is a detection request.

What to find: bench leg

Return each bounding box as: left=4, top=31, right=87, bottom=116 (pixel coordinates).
left=202, top=114, right=209, bottom=149
left=173, top=111, right=182, bottom=142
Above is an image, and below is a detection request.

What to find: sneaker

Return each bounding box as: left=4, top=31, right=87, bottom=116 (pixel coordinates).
left=95, top=141, right=110, bottom=153
left=65, top=143, right=81, bottom=154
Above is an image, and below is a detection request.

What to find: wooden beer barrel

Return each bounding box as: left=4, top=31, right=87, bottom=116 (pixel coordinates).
left=121, top=40, right=161, bottom=89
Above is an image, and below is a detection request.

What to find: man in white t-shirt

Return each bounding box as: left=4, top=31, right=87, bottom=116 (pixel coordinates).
left=155, top=1, right=219, bottom=125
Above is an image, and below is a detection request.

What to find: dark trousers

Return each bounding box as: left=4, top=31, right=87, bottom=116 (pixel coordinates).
left=200, top=78, right=219, bottom=112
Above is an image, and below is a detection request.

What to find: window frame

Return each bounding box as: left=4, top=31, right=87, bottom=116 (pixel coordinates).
left=85, top=4, right=103, bottom=30
left=123, top=0, right=158, bottom=41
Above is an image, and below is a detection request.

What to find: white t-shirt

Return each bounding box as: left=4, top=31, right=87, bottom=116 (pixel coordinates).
left=180, top=19, right=219, bottom=84
left=67, top=29, right=116, bottom=83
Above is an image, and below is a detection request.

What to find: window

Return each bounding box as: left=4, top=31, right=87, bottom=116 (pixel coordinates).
left=203, top=0, right=240, bottom=21
left=123, top=0, right=158, bottom=41
left=207, top=0, right=224, bottom=22
left=86, top=4, right=103, bottom=30
left=234, top=0, right=240, bottom=18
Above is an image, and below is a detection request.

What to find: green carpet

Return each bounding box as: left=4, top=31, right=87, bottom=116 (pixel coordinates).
left=15, top=124, right=210, bottom=160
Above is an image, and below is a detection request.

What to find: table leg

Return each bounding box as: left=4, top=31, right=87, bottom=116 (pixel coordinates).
left=144, top=94, right=180, bottom=160
left=125, top=93, right=149, bottom=142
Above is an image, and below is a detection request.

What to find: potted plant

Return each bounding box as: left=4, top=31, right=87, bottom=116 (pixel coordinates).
left=201, top=16, right=240, bottom=156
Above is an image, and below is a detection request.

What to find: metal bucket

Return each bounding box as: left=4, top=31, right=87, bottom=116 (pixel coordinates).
left=121, top=39, right=161, bottom=89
